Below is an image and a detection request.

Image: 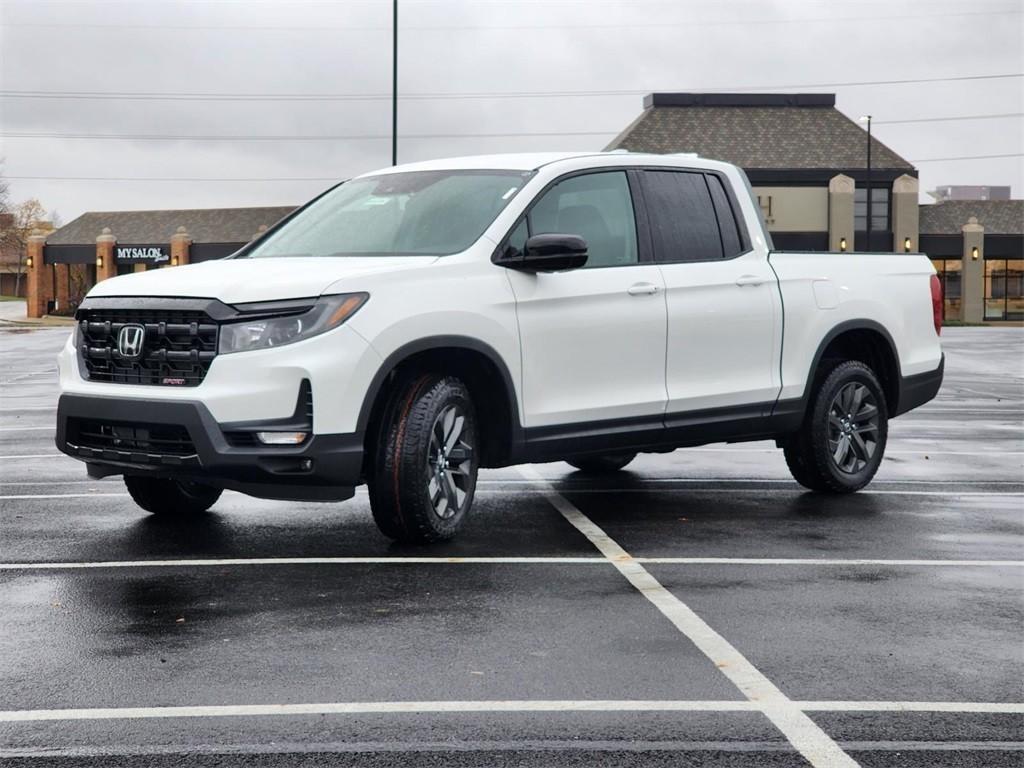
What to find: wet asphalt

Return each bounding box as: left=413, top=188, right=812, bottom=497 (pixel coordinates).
left=0, top=326, right=1021, bottom=767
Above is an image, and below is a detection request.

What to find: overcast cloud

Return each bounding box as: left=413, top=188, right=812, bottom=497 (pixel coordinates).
left=1, top=0, right=1022, bottom=222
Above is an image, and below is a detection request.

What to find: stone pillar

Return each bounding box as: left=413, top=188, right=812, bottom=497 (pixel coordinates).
left=25, top=230, right=51, bottom=319
left=95, top=228, right=117, bottom=282
left=891, top=174, right=919, bottom=253
left=961, top=217, right=985, bottom=323
left=169, top=226, right=191, bottom=267
left=828, top=174, right=855, bottom=252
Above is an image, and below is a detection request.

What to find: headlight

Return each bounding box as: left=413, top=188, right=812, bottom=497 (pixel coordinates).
left=219, top=293, right=368, bottom=354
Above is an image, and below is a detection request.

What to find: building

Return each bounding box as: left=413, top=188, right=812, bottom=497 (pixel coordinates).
left=929, top=185, right=1012, bottom=202
left=25, top=206, right=294, bottom=316
left=920, top=200, right=1024, bottom=321
left=607, top=92, right=918, bottom=254
left=607, top=92, right=1022, bottom=323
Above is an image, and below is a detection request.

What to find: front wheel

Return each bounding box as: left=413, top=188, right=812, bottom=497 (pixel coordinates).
left=783, top=360, right=888, bottom=493
left=368, top=374, right=479, bottom=544
left=124, top=476, right=222, bottom=516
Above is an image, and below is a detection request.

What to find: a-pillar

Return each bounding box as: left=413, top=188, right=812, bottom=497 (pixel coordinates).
left=25, top=230, right=51, bottom=319
left=828, top=173, right=855, bottom=253
left=96, top=228, right=117, bottom=282
left=891, top=174, right=919, bottom=253
left=169, top=226, right=191, bottom=268
left=961, top=216, right=985, bottom=323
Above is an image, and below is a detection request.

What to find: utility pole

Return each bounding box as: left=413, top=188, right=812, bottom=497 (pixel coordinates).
left=861, top=114, right=873, bottom=251
left=392, top=0, right=398, bottom=166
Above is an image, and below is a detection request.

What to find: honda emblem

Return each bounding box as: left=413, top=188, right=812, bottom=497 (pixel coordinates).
left=117, top=324, right=146, bottom=359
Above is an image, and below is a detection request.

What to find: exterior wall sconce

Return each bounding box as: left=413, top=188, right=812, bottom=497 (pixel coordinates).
left=904, top=237, right=912, bottom=253
left=96, top=255, right=104, bottom=269
left=839, top=237, right=848, bottom=252
left=971, top=246, right=980, bottom=261
left=171, top=256, right=180, bottom=266
left=26, top=255, right=33, bottom=268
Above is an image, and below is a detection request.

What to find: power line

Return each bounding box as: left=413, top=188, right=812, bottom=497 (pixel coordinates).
left=911, top=153, right=1024, bottom=163
left=11, top=153, right=1024, bottom=181
left=2, top=74, right=1020, bottom=102
left=0, top=130, right=617, bottom=141
left=875, top=113, right=1024, bottom=125
left=4, top=8, right=1019, bottom=32
left=3, top=113, right=1022, bottom=142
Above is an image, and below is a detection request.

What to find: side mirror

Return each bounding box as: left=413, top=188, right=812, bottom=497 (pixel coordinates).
left=499, top=233, right=588, bottom=272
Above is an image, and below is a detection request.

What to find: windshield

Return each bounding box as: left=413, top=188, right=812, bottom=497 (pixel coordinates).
left=242, top=169, right=533, bottom=258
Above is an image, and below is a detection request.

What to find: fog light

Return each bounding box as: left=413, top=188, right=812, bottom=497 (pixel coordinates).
left=256, top=431, right=307, bottom=445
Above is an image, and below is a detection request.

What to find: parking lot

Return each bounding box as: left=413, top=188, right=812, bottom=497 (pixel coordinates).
left=0, top=326, right=1021, bottom=767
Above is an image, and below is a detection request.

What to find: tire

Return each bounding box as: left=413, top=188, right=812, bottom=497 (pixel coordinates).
left=368, top=374, right=479, bottom=544
left=783, top=360, right=889, bottom=493
left=566, top=453, right=637, bottom=474
left=124, top=475, right=222, bottom=516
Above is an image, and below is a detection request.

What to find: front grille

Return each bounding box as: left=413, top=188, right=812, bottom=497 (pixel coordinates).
left=66, top=417, right=200, bottom=467
left=78, top=309, right=218, bottom=386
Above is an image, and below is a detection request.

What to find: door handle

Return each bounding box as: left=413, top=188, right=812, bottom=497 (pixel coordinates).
left=627, top=282, right=661, bottom=296
left=735, top=274, right=766, bottom=287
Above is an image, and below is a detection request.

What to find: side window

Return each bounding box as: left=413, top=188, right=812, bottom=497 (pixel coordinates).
left=706, top=174, right=746, bottom=258
left=642, top=171, right=723, bottom=262
left=504, top=218, right=529, bottom=258
left=528, top=171, right=638, bottom=268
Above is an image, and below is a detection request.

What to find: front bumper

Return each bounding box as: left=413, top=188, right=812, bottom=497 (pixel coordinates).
left=56, top=394, right=363, bottom=501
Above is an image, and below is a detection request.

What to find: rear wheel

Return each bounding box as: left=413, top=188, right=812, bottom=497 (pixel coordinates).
left=566, top=452, right=637, bottom=474
left=124, top=476, right=222, bottom=516
left=783, top=360, right=888, bottom=493
left=368, top=374, right=479, bottom=544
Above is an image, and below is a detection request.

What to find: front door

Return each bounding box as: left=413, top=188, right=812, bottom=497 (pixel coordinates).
left=503, top=170, right=668, bottom=429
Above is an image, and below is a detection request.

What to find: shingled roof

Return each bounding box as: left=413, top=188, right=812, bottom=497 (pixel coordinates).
left=606, top=93, right=914, bottom=170
left=919, top=200, right=1024, bottom=235
left=46, top=206, right=297, bottom=245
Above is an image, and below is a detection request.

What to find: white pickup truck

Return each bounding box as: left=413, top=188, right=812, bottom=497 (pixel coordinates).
left=56, top=152, right=944, bottom=542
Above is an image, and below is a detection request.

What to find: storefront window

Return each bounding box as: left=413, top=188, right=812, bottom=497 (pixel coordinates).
left=986, top=259, right=1024, bottom=321
left=936, top=258, right=962, bottom=320
left=854, top=187, right=890, bottom=232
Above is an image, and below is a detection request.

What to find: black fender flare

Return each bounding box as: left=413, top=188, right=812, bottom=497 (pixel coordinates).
left=355, top=334, right=524, bottom=441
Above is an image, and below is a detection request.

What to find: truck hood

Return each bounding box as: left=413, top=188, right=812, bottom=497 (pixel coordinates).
left=86, top=256, right=438, bottom=304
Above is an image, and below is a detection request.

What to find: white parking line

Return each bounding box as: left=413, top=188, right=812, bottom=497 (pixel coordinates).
left=0, top=557, right=1020, bottom=571
left=3, top=489, right=1023, bottom=500
left=518, top=466, right=857, bottom=768
left=1, top=698, right=1020, bottom=723
left=0, top=426, right=54, bottom=432
left=0, top=454, right=71, bottom=460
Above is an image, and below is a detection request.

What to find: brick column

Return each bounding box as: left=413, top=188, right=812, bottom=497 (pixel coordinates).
left=961, top=216, right=985, bottom=323
left=828, top=174, right=855, bottom=252
left=169, top=226, right=191, bottom=267
left=25, top=230, right=51, bottom=319
left=891, top=174, right=919, bottom=253
left=251, top=224, right=268, bottom=241
left=95, top=228, right=117, bottom=282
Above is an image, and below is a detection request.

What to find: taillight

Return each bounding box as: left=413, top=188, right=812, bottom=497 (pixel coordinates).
left=930, top=273, right=943, bottom=336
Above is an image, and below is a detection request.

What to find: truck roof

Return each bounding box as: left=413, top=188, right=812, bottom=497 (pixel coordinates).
left=358, top=151, right=714, bottom=177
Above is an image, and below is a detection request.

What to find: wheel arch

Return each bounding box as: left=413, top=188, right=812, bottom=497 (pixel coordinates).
left=800, top=319, right=902, bottom=415
left=357, top=336, right=524, bottom=472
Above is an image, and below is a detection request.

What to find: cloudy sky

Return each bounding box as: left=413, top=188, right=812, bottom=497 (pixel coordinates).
left=1, top=0, right=1021, bottom=223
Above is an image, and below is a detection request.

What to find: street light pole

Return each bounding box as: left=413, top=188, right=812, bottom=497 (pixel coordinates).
left=392, top=0, right=398, bottom=166
left=862, top=114, right=873, bottom=251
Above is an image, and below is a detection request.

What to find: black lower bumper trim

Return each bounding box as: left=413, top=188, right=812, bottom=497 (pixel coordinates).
left=57, top=394, right=362, bottom=502
left=895, top=354, right=944, bottom=417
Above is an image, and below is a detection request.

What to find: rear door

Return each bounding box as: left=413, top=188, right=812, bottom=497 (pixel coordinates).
left=639, top=168, right=781, bottom=416
left=502, top=170, right=668, bottom=429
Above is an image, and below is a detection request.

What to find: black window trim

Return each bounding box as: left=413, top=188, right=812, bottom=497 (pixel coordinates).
left=490, top=166, right=652, bottom=269
left=635, top=167, right=754, bottom=266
